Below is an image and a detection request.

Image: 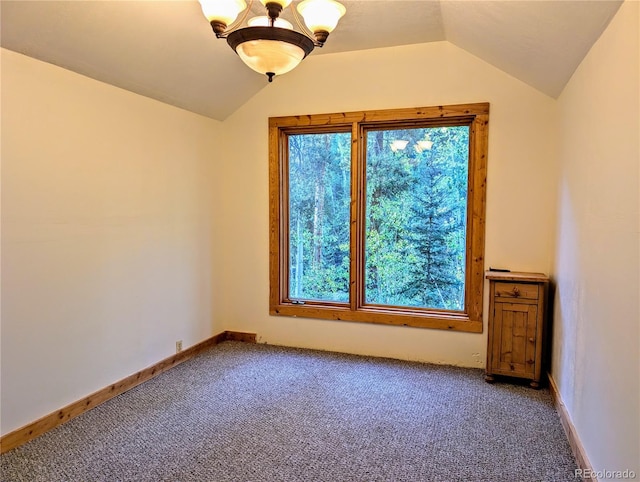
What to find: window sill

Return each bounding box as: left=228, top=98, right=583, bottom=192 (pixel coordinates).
left=270, top=304, right=483, bottom=333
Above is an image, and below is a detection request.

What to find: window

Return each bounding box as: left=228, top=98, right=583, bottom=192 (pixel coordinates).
left=269, top=104, right=489, bottom=332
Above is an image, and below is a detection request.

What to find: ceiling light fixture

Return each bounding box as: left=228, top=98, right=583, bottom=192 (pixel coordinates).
left=390, top=140, right=409, bottom=153
left=199, top=0, right=346, bottom=82
left=415, top=139, right=434, bottom=153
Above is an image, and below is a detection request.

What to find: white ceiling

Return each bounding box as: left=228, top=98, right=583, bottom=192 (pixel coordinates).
left=1, top=0, right=622, bottom=120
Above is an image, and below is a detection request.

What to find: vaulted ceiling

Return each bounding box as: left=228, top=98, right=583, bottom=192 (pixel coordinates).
left=1, top=1, right=622, bottom=120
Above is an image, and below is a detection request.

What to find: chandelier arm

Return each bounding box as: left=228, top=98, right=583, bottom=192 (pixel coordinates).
left=216, top=0, right=255, bottom=38
left=289, top=2, right=322, bottom=47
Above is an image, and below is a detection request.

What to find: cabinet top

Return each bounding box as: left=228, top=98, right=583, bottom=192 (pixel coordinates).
left=485, top=271, right=549, bottom=283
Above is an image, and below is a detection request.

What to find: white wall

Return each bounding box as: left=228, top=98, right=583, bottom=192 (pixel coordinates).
left=219, top=41, right=559, bottom=367
left=1, top=49, right=226, bottom=435
left=553, top=1, right=639, bottom=474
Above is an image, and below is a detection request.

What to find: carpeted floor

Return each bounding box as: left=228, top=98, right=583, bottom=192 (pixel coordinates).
left=1, top=341, right=579, bottom=481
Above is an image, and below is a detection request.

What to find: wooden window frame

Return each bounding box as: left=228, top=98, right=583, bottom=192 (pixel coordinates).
left=269, top=103, right=489, bottom=333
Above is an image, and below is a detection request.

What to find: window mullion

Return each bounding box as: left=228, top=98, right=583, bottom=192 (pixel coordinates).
left=349, top=122, right=359, bottom=311
left=353, top=124, right=367, bottom=311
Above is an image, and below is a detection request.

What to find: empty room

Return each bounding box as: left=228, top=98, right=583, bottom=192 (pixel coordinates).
left=1, top=0, right=638, bottom=480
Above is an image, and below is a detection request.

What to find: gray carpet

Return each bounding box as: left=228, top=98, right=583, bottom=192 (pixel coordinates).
left=1, top=341, right=578, bottom=481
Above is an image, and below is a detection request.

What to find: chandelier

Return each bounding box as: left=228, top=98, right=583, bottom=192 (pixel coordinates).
left=198, top=0, right=346, bottom=82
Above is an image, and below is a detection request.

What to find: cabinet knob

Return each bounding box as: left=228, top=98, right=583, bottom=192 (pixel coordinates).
left=529, top=337, right=535, bottom=343
left=512, top=286, right=520, bottom=297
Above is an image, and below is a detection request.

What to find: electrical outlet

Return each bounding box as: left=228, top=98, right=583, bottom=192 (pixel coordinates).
left=176, top=340, right=183, bottom=353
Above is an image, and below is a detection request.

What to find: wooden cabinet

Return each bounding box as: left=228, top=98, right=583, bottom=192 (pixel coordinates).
left=484, top=271, right=549, bottom=388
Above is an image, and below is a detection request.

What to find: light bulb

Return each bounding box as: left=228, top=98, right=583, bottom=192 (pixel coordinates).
left=248, top=16, right=294, bottom=29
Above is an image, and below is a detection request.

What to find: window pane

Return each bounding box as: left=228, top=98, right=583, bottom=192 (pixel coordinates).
left=365, top=126, right=470, bottom=310
left=288, top=132, right=351, bottom=302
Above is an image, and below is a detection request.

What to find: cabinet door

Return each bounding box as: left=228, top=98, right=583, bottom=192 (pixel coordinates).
left=492, top=302, right=537, bottom=377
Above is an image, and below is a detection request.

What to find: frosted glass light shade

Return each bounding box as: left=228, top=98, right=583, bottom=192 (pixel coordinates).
left=390, top=140, right=409, bottom=152
left=248, top=16, right=294, bottom=29
left=227, top=26, right=315, bottom=81
left=259, top=0, right=293, bottom=7
left=236, top=39, right=305, bottom=76
left=198, top=0, right=247, bottom=25
left=297, top=0, right=346, bottom=34
left=417, top=140, right=434, bottom=151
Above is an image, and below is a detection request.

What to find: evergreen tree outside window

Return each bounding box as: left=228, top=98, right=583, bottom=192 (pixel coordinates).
left=269, top=104, right=489, bottom=332
left=365, top=126, right=469, bottom=311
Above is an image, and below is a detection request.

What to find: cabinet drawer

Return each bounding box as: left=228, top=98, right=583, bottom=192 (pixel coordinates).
left=494, top=282, right=538, bottom=300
